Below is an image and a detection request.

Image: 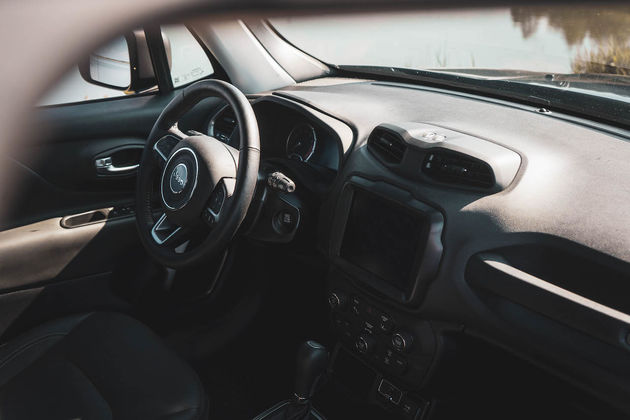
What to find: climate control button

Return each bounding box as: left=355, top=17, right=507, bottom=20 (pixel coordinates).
left=328, top=291, right=347, bottom=310
left=356, top=334, right=376, bottom=354
left=378, top=313, right=395, bottom=333
left=392, top=331, right=414, bottom=353
left=350, top=296, right=361, bottom=316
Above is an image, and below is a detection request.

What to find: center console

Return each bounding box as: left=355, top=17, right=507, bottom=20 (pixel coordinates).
left=329, top=177, right=444, bottom=305
left=325, top=177, right=446, bottom=419
left=327, top=275, right=435, bottom=419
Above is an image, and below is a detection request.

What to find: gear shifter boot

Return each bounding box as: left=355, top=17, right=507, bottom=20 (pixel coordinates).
left=253, top=341, right=328, bottom=420
left=294, top=341, right=329, bottom=401
left=283, top=400, right=312, bottom=420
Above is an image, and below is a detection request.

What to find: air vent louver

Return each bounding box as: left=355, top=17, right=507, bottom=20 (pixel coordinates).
left=212, top=107, right=237, bottom=142
left=423, top=151, right=495, bottom=188
left=367, top=128, right=407, bottom=164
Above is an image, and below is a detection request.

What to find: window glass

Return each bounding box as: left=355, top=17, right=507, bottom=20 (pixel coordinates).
left=271, top=7, right=630, bottom=76
left=38, top=25, right=214, bottom=106
left=39, top=68, right=128, bottom=106
left=39, top=33, right=147, bottom=106
left=271, top=7, right=630, bottom=124
left=162, top=25, right=214, bottom=87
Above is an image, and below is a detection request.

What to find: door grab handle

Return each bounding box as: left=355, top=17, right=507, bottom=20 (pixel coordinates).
left=95, top=157, right=139, bottom=175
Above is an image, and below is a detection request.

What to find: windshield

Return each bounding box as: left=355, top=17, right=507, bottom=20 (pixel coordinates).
left=271, top=6, right=630, bottom=117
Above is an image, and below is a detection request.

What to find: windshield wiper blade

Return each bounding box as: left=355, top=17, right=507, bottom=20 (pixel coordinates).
left=341, top=65, right=630, bottom=85
left=339, top=65, right=471, bottom=80
left=539, top=72, right=630, bottom=86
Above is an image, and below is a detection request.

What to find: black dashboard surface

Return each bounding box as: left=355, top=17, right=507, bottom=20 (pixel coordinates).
left=277, top=78, right=630, bottom=263
left=265, top=78, right=630, bottom=412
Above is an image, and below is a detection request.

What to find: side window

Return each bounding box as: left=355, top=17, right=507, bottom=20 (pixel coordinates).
left=39, top=43, right=131, bottom=106
left=162, top=25, right=214, bottom=87
left=39, top=26, right=214, bottom=106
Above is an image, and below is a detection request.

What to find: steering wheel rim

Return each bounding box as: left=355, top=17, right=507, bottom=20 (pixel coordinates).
left=135, top=79, right=260, bottom=268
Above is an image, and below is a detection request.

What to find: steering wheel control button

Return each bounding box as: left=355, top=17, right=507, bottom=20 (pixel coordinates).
left=267, top=171, right=296, bottom=193
left=328, top=291, right=347, bottom=310
left=202, top=208, right=214, bottom=225
left=204, top=179, right=235, bottom=226
left=209, top=184, right=226, bottom=214
left=355, top=334, right=376, bottom=354
left=392, top=332, right=414, bottom=353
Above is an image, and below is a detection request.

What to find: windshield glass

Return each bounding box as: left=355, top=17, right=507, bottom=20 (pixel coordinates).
left=271, top=6, right=630, bottom=106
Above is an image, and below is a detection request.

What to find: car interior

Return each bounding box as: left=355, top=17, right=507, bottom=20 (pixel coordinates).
left=1, top=2, right=630, bottom=419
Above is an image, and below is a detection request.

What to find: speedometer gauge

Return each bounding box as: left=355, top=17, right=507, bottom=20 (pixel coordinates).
left=286, top=123, right=317, bottom=162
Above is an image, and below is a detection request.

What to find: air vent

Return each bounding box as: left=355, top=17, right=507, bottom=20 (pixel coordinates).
left=211, top=107, right=237, bottom=143
left=368, top=128, right=407, bottom=164
left=423, top=151, right=495, bottom=188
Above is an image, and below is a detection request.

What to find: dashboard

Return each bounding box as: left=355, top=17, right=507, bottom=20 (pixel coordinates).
left=206, top=98, right=347, bottom=174
left=202, top=78, right=630, bottom=415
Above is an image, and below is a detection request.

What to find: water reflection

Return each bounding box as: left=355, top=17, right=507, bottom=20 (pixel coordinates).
left=511, top=6, right=630, bottom=75
left=511, top=6, right=630, bottom=45
left=272, top=6, right=630, bottom=76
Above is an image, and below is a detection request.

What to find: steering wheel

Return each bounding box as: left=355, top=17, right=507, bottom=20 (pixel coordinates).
left=135, top=80, right=260, bottom=268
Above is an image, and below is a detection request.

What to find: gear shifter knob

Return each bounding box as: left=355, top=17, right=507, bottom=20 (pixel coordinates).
left=294, top=341, right=328, bottom=400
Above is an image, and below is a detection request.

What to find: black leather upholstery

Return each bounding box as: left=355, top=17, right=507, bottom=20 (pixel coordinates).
left=0, top=312, right=208, bottom=420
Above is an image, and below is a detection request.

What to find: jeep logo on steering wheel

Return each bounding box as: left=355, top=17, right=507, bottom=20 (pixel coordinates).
left=169, top=163, right=188, bottom=194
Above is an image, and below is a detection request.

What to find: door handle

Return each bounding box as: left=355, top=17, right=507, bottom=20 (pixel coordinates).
left=95, top=156, right=139, bottom=175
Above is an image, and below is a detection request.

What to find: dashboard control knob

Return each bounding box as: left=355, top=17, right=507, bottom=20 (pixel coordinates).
left=392, top=332, right=414, bottom=353
left=355, top=334, right=376, bottom=355
left=328, top=291, right=347, bottom=310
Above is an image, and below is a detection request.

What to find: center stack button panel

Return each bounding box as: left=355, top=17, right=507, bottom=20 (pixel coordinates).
left=328, top=276, right=437, bottom=386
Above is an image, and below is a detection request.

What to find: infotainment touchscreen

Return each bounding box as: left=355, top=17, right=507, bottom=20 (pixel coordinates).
left=340, top=189, right=426, bottom=294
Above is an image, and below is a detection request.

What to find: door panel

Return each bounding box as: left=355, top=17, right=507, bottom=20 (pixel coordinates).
left=5, top=93, right=177, bottom=229
left=0, top=91, right=224, bottom=337
left=0, top=217, right=139, bottom=290
left=7, top=92, right=223, bottom=227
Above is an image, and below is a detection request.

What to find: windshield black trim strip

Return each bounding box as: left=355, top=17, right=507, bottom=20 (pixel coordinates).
left=336, top=65, right=630, bottom=132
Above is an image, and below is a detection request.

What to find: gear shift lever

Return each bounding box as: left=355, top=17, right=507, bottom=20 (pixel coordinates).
left=294, top=341, right=329, bottom=401
left=282, top=341, right=328, bottom=420
left=254, top=341, right=328, bottom=420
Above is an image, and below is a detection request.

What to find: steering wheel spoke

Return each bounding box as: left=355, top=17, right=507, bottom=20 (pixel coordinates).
left=153, top=134, right=181, bottom=169
left=151, top=213, right=188, bottom=247
left=168, top=122, right=187, bottom=139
